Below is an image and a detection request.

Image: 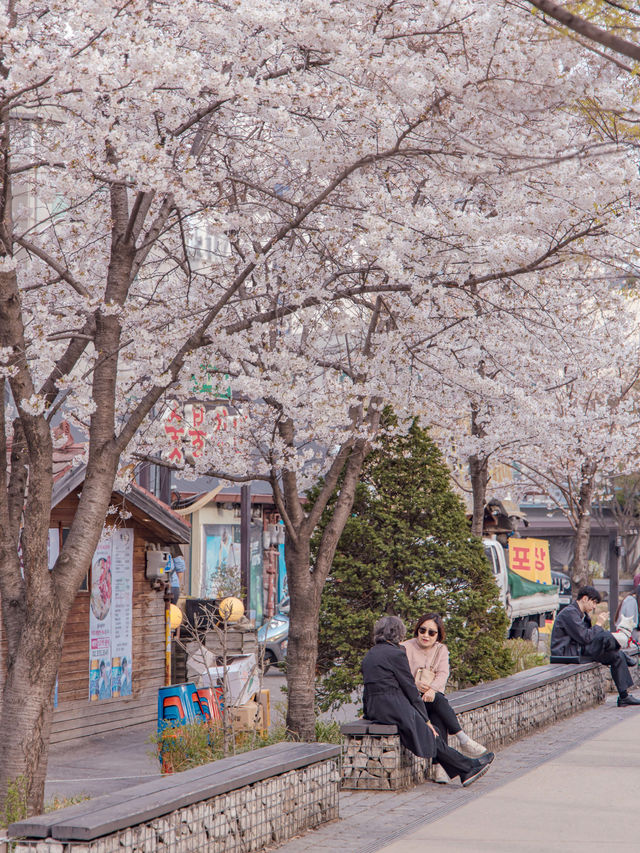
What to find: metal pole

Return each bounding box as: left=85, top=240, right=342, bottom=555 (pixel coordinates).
left=608, top=532, right=619, bottom=629
left=164, top=586, right=172, bottom=686
left=240, top=484, right=251, bottom=609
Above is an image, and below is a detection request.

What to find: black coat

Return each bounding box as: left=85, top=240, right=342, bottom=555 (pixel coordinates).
left=361, top=641, right=437, bottom=759
left=551, top=600, right=604, bottom=656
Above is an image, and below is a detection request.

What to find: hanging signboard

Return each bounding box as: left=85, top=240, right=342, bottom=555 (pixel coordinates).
left=89, top=528, right=134, bottom=701
left=508, top=537, right=552, bottom=585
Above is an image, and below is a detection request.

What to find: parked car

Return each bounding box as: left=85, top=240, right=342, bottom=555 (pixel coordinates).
left=258, top=597, right=289, bottom=673
left=551, top=569, right=572, bottom=610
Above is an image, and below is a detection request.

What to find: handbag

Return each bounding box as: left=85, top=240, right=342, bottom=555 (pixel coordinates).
left=417, top=644, right=444, bottom=692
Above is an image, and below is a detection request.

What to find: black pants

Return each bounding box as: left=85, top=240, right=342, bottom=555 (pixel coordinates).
left=584, top=632, right=633, bottom=694
left=425, top=692, right=462, bottom=742
left=433, top=734, right=475, bottom=780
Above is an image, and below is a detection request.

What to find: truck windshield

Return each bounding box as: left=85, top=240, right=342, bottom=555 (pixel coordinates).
left=484, top=546, right=500, bottom=576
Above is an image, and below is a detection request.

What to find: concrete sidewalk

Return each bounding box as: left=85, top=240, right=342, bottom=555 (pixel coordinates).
left=277, top=694, right=640, bottom=853
left=45, top=723, right=161, bottom=801
left=44, top=692, right=640, bottom=850
left=376, top=700, right=640, bottom=853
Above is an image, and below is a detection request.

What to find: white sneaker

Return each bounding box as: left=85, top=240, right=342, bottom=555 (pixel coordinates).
left=433, top=764, right=450, bottom=784
left=458, top=738, right=487, bottom=758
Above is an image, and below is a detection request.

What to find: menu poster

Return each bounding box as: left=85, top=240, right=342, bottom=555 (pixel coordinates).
left=89, top=529, right=133, bottom=701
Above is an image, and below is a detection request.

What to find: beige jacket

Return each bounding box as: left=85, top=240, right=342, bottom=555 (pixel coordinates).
left=401, top=637, right=450, bottom=694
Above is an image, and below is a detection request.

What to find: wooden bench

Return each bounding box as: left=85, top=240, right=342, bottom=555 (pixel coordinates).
left=341, top=655, right=640, bottom=791
left=9, top=742, right=340, bottom=852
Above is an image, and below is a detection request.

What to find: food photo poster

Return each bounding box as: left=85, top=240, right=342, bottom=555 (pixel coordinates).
left=89, top=528, right=133, bottom=701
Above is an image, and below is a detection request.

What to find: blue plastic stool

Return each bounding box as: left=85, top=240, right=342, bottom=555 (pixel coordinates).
left=157, top=682, right=205, bottom=734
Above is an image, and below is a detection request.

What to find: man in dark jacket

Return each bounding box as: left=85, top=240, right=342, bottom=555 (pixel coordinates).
left=551, top=586, right=640, bottom=706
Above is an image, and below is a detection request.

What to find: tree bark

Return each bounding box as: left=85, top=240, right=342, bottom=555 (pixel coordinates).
left=283, top=538, right=319, bottom=742
left=281, top=435, right=373, bottom=740
left=571, top=462, right=597, bottom=592
left=469, top=453, right=489, bottom=538
left=0, top=602, right=63, bottom=813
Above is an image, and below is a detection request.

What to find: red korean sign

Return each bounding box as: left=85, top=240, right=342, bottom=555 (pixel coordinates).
left=508, top=538, right=552, bottom=585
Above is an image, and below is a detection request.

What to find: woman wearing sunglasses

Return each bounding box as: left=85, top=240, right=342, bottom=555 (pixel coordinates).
left=402, top=612, right=487, bottom=784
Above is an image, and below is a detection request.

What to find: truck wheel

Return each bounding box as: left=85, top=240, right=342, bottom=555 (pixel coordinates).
left=523, top=622, right=539, bottom=646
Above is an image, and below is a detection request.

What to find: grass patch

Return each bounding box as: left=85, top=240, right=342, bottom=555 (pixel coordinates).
left=155, top=716, right=343, bottom=774
left=45, top=794, right=90, bottom=812
left=1, top=775, right=28, bottom=828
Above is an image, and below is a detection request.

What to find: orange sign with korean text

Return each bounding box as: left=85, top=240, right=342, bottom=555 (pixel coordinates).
left=508, top=538, right=552, bottom=585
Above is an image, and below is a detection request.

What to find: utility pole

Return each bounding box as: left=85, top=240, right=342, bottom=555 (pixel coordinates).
left=240, top=484, right=251, bottom=611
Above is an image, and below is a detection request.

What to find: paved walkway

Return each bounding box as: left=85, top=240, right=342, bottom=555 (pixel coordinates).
left=277, top=695, right=639, bottom=853
left=45, top=694, right=640, bottom=850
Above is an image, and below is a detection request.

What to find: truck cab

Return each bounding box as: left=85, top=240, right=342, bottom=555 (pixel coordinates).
left=483, top=537, right=560, bottom=647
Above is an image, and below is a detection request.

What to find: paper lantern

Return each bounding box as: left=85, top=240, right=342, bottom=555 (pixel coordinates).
left=169, top=603, right=183, bottom=630
left=219, top=596, right=244, bottom=622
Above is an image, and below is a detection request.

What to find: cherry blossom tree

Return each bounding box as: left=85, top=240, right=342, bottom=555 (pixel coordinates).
left=505, top=296, right=640, bottom=588
left=0, top=0, right=472, bottom=811
left=1, top=0, right=639, bottom=812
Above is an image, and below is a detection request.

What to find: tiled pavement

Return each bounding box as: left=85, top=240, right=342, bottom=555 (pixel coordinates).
left=45, top=693, right=636, bottom=851
left=276, top=695, right=630, bottom=853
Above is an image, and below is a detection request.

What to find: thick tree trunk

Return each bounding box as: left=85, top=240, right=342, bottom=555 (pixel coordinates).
left=572, top=511, right=592, bottom=591
left=281, top=435, right=372, bottom=740
left=0, top=596, right=64, bottom=814
left=469, top=453, right=488, bottom=538
left=284, top=540, right=319, bottom=742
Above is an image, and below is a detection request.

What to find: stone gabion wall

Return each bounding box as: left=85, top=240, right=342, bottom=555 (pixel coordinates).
left=341, top=734, right=426, bottom=790
left=342, top=663, right=617, bottom=791
left=451, top=665, right=609, bottom=753
left=11, top=760, right=339, bottom=853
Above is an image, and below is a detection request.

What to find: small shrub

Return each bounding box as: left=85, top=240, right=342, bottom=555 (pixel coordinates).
left=1, top=775, right=28, bottom=828
left=155, top=721, right=289, bottom=774
left=314, top=719, right=342, bottom=744
left=155, top=716, right=344, bottom=773
left=506, top=638, right=548, bottom=673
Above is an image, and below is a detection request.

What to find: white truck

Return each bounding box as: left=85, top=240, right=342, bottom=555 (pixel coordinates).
left=483, top=537, right=560, bottom=646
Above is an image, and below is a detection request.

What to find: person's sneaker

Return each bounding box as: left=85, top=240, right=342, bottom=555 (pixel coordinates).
left=460, top=752, right=495, bottom=787
left=617, top=693, right=640, bottom=706
left=432, top=764, right=450, bottom=784
left=458, top=738, right=487, bottom=758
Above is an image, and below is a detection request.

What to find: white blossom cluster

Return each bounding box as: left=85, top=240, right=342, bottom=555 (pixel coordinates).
left=1, top=0, right=639, bottom=500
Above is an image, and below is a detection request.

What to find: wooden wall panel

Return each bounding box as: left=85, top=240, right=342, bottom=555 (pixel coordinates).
left=51, top=496, right=168, bottom=740
left=0, top=492, right=173, bottom=743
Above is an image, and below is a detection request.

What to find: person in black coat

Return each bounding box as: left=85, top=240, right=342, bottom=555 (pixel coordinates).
left=551, top=585, right=640, bottom=707
left=361, top=615, right=494, bottom=786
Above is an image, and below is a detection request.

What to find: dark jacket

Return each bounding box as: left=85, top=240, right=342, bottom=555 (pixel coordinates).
left=361, top=641, right=436, bottom=759
left=551, top=600, right=604, bottom=656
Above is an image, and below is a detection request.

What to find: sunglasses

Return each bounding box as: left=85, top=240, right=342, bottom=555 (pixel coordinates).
left=418, top=627, right=438, bottom=637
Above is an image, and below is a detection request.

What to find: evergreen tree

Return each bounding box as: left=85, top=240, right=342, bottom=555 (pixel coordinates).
left=315, top=418, right=512, bottom=711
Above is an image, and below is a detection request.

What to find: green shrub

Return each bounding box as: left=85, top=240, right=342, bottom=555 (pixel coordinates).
left=314, top=719, right=342, bottom=744
left=1, top=775, right=28, bottom=828
left=155, top=715, right=343, bottom=774
left=505, top=638, right=548, bottom=673
left=315, top=415, right=512, bottom=711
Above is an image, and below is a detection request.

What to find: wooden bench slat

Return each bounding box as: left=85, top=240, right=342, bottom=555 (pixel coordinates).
left=11, top=743, right=298, bottom=838
left=50, top=745, right=340, bottom=841
left=9, top=742, right=339, bottom=841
